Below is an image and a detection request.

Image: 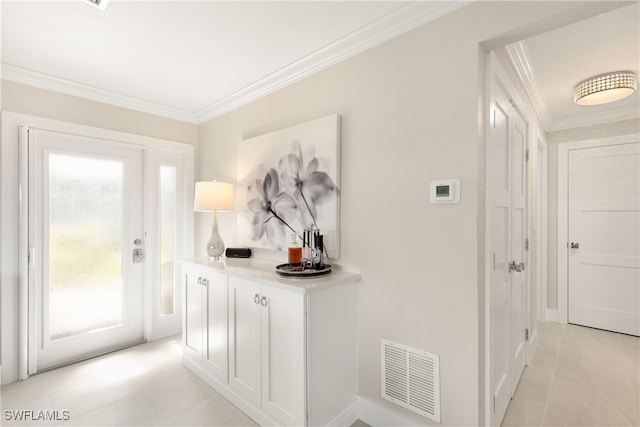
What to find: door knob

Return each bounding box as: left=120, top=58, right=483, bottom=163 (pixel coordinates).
left=570, top=242, right=580, bottom=249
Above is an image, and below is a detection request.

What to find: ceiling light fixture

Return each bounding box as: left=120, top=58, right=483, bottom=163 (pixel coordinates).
left=83, top=0, right=109, bottom=11
left=574, top=71, right=637, bottom=106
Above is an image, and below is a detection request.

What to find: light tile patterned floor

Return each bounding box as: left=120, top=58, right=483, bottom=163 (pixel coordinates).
left=3, top=324, right=635, bottom=427
left=502, top=322, right=640, bottom=427
left=0, top=336, right=258, bottom=426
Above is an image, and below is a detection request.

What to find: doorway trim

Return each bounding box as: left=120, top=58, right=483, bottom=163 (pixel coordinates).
left=535, top=129, right=547, bottom=325
left=556, top=133, right=640, bottom=325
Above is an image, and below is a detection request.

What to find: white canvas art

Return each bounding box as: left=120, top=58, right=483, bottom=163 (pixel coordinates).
left=237, top=114, right=340, bottom=258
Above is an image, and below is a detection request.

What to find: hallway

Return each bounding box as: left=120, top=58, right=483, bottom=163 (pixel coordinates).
left=502, top=322, right=639, bottom=426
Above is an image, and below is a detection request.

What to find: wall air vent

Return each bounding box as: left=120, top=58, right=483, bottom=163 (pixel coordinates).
left=82, top=0, right=110, bottom=11
left=381, top=339, right=441, bottom=423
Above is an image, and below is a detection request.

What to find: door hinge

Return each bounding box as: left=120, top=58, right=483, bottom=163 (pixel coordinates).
left=525, top=328, right=529, bottom=341
left=493, top=395, right=496, bottom=413
left=525, top=149, right=530, bottom=161
left=525, top=238, right=529, bottom=250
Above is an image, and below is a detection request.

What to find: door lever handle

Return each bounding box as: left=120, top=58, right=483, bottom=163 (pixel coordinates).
left=133, top=248, right=144, bottom=263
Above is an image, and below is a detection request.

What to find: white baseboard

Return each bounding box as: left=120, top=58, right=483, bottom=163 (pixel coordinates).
left=545, top=309, right=559, bottom=323
left=326, top=395, right=421, bottom=427
left=326, top=398, right=360, bottom=426
left=527, top=329, right=538, bottom=365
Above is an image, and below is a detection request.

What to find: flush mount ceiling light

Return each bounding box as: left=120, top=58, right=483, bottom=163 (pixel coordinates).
left=83, top=0, right=109, bottom=11
left=574, top=71, right=637, bottom=106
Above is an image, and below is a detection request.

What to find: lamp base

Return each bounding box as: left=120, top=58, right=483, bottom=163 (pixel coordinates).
left=206, top=211, right=225, bottom=259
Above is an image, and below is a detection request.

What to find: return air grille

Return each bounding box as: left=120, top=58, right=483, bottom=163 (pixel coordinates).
left=381, top=339, right=440, bottom=423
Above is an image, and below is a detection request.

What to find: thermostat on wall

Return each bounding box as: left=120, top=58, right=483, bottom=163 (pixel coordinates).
left=430, top=179, right=460, bottom=204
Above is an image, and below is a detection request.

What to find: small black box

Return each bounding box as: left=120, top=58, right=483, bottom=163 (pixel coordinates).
left=225, top=248, right=252, bottom=258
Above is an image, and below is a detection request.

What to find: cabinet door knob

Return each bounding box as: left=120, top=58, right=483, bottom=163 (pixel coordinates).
left=254, top=294, right=260, bottom=304
left=261, top=296, right=268, bottom=307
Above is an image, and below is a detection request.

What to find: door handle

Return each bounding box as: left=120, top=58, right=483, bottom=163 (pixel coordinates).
left=132, top=248, right=144, bottom=263
left=570, top=242, right=580, bottom=249
left=509, top=261, right=525, bottom=273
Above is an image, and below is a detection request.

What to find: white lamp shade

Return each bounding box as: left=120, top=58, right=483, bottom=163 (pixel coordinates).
left=194, top=181, right=234, bottom=212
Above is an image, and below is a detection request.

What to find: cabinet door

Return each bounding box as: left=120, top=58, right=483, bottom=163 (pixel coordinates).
left=182, top=265, right=203, bottom=362
left=203, top=269, right=228, bottom=383
left=228, top=276, right=261, bottom=406
left=261, top=285, right=305, bottom=426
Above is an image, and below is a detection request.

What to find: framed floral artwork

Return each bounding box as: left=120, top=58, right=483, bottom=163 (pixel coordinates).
left=237, top=114, right=341, bottom=258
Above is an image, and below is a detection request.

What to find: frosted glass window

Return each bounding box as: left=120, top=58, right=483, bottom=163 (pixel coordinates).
left=48, top=154, right=124, bottom=341
left=160, top=165, right=176, bottom=315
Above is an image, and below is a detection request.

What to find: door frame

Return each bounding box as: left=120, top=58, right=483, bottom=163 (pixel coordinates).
left=7, top=111, right=194, bottom=382
left=535, top=129, right=547, bottom=326
left=555, top=133, right=640, bottom=324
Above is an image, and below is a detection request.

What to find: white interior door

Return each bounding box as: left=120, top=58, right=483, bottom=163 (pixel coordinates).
left=568, top=142, right=640, bottom=336
left=28, top=129, right=145, bottom=371
left=487, top=62, right=528, bottom=426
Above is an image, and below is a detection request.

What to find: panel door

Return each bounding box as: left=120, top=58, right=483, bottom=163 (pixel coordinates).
left=203, top=268, right=229, bottom=382
left=488, top=80, right=513, bottom=425
left=568, top=143, right=640, bottom=336
left=183, top=265, right=203, bottom=362
left=509, top=111, right=528, bottom=392
left=228, top=276, right=262, bottom=405
left=260, top=284, right=305, bottom=426
left=488, top=74, right=529, bottom=426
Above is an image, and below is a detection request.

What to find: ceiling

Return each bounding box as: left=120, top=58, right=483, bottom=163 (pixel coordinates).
left=507, top=2, right=639, bottom=131
left=0, top=0, right=468, bottom=123
left=1, top=1, right=639, bottom=129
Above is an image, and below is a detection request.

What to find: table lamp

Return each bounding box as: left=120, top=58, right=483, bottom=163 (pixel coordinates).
left=194, top=181, right=234, bottom=259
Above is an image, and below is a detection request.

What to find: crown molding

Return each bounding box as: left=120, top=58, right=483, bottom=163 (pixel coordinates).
left=2, top=1, right=470, bottom=125
left=550, top=105, right=640, bottom=131
left=505, top=42, right=553, bottom=129
left=1, top=63, right=199, bottom=123
left=505, top=41, right=639, bottom=132
left=195, top=0, right=472, bottom=123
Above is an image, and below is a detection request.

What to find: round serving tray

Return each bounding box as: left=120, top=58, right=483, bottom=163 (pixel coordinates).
left=275, top=263, right=332, bottom=278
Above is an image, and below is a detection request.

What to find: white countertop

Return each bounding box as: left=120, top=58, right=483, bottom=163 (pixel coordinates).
left=180, top=258, right=361, bottom=294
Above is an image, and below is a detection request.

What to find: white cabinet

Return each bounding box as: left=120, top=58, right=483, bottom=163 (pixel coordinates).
left=228, top=276, right=305, bottom=426
left=228, top=275, right=262, bottom=405
left=182, top=264, right=228, bottom=384
left=181, top=259, right=359, bottom=427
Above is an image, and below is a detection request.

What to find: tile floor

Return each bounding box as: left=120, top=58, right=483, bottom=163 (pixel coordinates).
left=502, top=322, right=640, bottom=427
left=0, top=336, right=258, bottom=426
left=2, top=324, right=637, bottom=427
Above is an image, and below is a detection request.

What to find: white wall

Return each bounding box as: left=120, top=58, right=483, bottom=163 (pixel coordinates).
left=196, top=3, right=595, bottom=424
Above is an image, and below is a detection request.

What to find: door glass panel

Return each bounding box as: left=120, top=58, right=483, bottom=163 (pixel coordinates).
left=160, top=165, right=176, bottom=315
left=48, top=153, right=124, bottom=341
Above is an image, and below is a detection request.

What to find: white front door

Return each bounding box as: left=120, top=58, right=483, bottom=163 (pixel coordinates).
left=487, top=58, right=529, bottom=426
left=28, top=129, right=145, bottom=371
left=568, top=142, right=640, bottom=336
